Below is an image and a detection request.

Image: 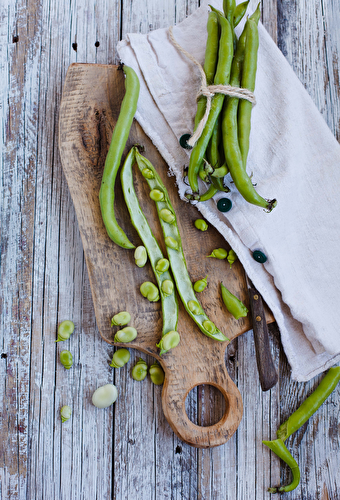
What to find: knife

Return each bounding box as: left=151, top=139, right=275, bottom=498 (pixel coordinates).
left=245, top=273, right=278, bottom=391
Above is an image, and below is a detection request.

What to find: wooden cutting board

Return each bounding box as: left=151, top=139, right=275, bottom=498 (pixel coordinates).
left=58, top=63, right=274, bottom=448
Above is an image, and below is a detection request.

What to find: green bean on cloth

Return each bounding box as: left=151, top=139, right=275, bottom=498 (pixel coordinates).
left=187, top=10, right=234, bottom=194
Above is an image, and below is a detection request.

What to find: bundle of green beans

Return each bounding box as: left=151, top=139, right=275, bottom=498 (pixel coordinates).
left=186, top=1, right=277, bottom=212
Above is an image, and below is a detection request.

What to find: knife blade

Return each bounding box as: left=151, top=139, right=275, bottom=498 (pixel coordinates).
left=245, top=273, right=278, bottom=391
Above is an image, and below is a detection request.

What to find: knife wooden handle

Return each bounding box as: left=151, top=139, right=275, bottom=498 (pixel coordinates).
left=248, top=285, right=278, bottom=391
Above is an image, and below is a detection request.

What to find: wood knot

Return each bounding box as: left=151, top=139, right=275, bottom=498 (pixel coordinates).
left=79, top=108, right=108, bottom=170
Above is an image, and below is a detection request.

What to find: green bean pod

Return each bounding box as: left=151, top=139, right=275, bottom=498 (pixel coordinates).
left=205, top=114, right=229, bottom=192
left=99, top=65, right=139, bottom=249
left=221, top=17, right=276, bottom=211
left=120, top=147, right=179, bottom=355
left=276, top=366, right=340, bottom=441
left=188, top=12, right=234, bottom=194
left=211, top=164, right=229, bottom=178
left=238, top=12, right=259, bottom=168
left=194, top=11, right=220, bottom=132
left=198, top=162, right=210, bottom=182
left=221, top=282, right=248, bottom=319
left=251, top=2, right=261, bottom=23
left=135, top=149, right=229, bottom=342
left=206, top=114, right=227, bottom=175
left=233, top=0, right=250, bottom=27
left=197, top=184, right=218, bottom=202
left=263, top=439, right=301, bottom=493
left=223, top=0, right=236, bottom=25
left=210, top=175, right=229, bottom=193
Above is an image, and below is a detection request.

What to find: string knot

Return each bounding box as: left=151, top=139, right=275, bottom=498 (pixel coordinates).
left=168, top=25, right=256, bottom=148
left=199, top=86, right=215, bottom=99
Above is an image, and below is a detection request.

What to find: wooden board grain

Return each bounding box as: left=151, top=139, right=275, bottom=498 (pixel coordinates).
left=58, top=62, right=276, bottom=448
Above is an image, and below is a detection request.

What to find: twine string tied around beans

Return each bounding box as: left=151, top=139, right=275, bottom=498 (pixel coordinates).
left=168, top=26, right=256, bottom=148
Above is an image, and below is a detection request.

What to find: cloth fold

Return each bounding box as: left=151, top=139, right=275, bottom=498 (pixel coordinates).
left=117, top=0, right=340, bottom=381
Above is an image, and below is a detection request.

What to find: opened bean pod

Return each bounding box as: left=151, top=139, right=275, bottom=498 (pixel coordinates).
left=120, top=147, right=179, bottom=355
left=135, top=149, right=229, bottom=343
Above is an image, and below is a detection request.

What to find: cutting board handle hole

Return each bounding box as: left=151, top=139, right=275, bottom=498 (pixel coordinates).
left=185, top=384, right=227, bottom=427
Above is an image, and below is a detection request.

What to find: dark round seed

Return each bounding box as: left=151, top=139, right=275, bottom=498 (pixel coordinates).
left=217, top=198, right=232, bottom=212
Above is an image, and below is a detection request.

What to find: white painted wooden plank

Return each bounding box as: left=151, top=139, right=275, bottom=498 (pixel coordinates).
left=21, top=1, right=119, bottom=499
left=2, top=0, right=340, bottom=499
left=261, top=0, right=277, bottom=44
left=320, top=0, right=340, bottom=140
left=121, top=0, right=198, bottom=39
left=114, top=350, right=156, bottom=500
left=0, top=0, right=43, bottom=497
left=277, top=0, right=340, bottom=138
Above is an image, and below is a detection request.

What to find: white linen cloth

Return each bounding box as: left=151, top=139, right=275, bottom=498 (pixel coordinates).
left=117, top=0, right=340, bottom=381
